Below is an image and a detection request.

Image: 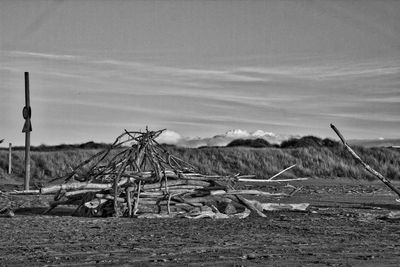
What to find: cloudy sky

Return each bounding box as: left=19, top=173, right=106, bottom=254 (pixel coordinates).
left=1, top=0, right=399, bottom=145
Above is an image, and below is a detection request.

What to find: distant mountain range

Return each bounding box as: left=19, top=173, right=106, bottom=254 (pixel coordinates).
left=156, top=129, right=298, bottom=148
left=156, top=129, right=400, bottom=148
left=348, top=139, right=400, bottom=148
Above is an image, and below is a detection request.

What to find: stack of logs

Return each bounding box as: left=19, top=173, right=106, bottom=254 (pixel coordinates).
left=12, top=129, right=308, bottom=218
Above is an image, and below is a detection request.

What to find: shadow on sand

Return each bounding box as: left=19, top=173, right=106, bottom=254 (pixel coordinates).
left=14, top=206, right=78, bottom=217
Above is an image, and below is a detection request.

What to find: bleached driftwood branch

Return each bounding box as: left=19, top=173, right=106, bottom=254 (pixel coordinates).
left=238, top=177, right=308, bottom=183
left=268, top=164, right=296, bottom=180
left=331, top=123, right=400, bottom=198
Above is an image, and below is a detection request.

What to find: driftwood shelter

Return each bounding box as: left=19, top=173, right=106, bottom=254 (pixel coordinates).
left=7, top=129, right=308, bottom=219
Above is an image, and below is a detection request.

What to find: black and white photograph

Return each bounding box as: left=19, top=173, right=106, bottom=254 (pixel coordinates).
left=1, top=0, right=399, bottom=265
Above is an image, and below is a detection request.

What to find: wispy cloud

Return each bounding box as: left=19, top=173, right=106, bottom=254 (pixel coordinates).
left=237, top=60, right=400, bottom=81
left=4, top=50, right=399, bottom=86
left=10, top=51, right=78, bottom=60
left=91, top=58, right=266, bottom=83
left=1, top=49, right=399, bottom=145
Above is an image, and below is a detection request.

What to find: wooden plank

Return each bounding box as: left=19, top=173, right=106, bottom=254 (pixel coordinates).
left=238, top=177, right=308, bottom=183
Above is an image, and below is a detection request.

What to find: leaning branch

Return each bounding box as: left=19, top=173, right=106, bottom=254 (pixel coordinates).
left=268, top=164, right=296, bottom=180
left=330, top=123, right=400, bottom=198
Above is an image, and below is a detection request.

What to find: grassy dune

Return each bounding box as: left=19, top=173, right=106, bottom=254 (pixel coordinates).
left=1, top=136, right=399, bottom=185
left=170, top=145, right=400, bottom=180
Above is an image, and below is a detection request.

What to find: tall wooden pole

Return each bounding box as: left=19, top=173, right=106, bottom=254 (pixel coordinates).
left=23, top=72, right=31, bottom=190
left=8, top=143, right=12, bottom=174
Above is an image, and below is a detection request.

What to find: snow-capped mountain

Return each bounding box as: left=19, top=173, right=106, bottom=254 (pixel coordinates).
left=225, top=129, right=251, bottom=138
left=251, top=130, right=276, bottom=138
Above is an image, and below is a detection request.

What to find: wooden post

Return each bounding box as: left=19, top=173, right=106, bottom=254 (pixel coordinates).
left=23, top=72, right=32, bottom=191
left=8, top=143, right=12, bottom=174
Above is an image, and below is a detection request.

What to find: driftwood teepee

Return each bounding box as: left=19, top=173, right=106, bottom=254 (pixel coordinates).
left=10, top=129, right=308, bottom=218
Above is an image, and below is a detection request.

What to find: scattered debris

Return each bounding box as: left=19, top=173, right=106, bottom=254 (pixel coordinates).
left=378, top=211, right=400, bottom=222
left=386, top=211, right=400, bottom=219
left=0, top=193, right=14, bottom=218
left=8, top=129, right=307, bottom=218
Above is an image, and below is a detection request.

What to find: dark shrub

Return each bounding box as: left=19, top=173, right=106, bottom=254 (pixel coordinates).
left=280, top=136, right=323, bottom=148
left=227, top=138, right=272, bottom=148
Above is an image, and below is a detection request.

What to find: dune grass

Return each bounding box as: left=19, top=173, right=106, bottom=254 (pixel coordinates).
left=168, top=145, right=400, bottom=180
left=1, top=139, right=399, bottom=186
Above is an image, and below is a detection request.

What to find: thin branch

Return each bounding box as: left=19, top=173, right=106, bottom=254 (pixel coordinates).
left=331, top=123, right=400, bottom=198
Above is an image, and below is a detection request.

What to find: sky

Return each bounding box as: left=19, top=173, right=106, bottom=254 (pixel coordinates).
left=0, top=0, right=399, bottom=146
